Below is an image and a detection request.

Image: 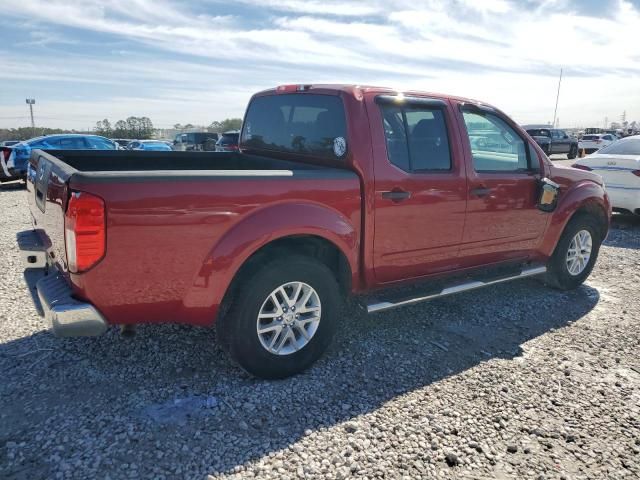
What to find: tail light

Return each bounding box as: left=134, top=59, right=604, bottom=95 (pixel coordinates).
left=65, top=191, right=106, bottom=272
left=632, top=170, right=640, bottom=177
left=572, top=164, right=592, bottom=171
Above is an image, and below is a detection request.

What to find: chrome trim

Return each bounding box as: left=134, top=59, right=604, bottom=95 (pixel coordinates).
left=36, top=271, right=108, bottom=337
left=367, top=266, right=547, bottom=314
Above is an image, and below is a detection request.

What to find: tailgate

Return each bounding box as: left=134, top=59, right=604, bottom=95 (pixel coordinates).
left=26, top=150, right=77, bottom=273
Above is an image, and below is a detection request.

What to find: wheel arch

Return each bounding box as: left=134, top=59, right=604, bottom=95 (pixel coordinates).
left=541, top=181, right=610, bottom=257
left=180, top=202, right=359, bottom=324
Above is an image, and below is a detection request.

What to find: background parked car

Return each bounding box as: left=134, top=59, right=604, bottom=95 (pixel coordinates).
left=127, top=140, right=173, bottom=151
left=173, top=132, right=219, bottom=151
left=524, top=127, right=578, bottom=158
left=215, top=130, right=240, bottom=152
left=572, top=136, right=640, bottom=215
left=579, top=133, right=617, bottom=154
left=1, top=134, right=116, bottom=181
left=111, top=138, right=133, bottom=149
left=1, top=140, right=20, bottom=147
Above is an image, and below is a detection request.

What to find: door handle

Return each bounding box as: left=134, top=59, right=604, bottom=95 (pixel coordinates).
left=470, top=187, right=492, bottom=197
left=381, top=190, right=411, bottom=201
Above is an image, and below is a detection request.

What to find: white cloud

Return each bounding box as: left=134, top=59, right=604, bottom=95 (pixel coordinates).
left=0, top=0, right=638, bottom=128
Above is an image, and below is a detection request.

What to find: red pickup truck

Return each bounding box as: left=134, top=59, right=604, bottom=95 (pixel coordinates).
left=19, top=84, right=610, bottom=379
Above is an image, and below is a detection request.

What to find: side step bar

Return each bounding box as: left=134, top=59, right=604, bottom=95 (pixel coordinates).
left=366, top=265, right=547, bottom=314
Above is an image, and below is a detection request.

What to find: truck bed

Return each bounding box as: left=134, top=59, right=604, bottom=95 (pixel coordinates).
left=26, top=149, right=362, bottom=327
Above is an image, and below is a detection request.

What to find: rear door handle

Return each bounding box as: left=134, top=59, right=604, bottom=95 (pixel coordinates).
left=470, top=187, right=492, bottom=197
left=381, top=190, right=411, bottom=201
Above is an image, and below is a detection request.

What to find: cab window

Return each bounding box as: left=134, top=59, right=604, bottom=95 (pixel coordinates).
left=380, top=104, right=451, bottom=172
left=462, top=111, right=528, bottom=172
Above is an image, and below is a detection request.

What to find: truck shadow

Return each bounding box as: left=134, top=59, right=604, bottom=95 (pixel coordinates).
left=0, top=278, right=600, bottom=479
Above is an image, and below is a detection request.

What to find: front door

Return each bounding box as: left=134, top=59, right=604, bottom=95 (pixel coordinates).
left=370, top=96, right=468, bottom=283
left=456, top=105, right=549, bottom=266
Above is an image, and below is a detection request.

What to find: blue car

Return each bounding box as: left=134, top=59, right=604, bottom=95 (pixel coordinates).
left=1, top=134, right=116, bottom=181
left=127, top=140, right=173, bottom=151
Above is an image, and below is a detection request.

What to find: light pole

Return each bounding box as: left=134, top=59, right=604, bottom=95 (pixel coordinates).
left=552, top=68, right=562, bottom=129
left=25, top=98, right=36, bottom=136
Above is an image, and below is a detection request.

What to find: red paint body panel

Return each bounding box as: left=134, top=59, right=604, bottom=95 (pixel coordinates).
left=26, top=84, right=610, bottom=329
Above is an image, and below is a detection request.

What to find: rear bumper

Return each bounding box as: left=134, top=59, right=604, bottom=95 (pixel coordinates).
left=606, top=186, right=640, bottom=214
left=17, top=230, right=108, bottom=337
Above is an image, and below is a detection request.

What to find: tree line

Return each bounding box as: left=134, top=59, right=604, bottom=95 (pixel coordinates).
left=173, top=118, right=242, bottom=133
left=95, top=117, right=154, bottom=139
left=1, top=117, right=244, bottom=143
left=0, top=127, right=87, bottom=142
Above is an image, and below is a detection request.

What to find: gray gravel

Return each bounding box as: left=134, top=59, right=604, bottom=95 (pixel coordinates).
left=1, top=183, right=639, bottom=480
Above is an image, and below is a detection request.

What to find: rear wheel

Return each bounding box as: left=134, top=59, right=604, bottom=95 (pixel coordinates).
left=567, top=144, right=578, bottom=159
left=545, top=214, right=601, bottom=290
left=216, top=255, right=341, bottom=379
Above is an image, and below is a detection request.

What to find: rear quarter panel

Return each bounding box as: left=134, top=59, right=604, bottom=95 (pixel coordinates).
left=69, top=173, right=361, bottom=326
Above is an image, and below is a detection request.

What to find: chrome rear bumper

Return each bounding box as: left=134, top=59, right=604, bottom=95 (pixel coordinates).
left=18, top=230, right=108, bottom=337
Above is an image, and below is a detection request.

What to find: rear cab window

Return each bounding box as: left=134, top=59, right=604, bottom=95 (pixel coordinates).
left=241, top=93, right=347, bottom=159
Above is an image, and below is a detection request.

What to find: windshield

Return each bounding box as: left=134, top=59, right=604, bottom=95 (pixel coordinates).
left=581, top=135, right=599, bottom=141
left=242, top=93, right=347, bottom=159
left=597, top=138, right=640, bottom=155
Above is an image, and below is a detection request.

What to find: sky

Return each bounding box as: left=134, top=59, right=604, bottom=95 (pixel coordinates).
left=0, top=0, right=638, bottom=130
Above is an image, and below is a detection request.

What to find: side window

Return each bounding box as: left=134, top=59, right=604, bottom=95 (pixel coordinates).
left=59, top=137, right=87, bottom=149
left=461, top=111, right=528, bottom=172
left=87, top=137, right=116, bottom=149
left=380, top=104, right=452, bottom=172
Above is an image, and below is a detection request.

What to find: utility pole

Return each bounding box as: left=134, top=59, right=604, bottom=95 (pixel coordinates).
left=25, top=98, right=36, bottom=136
left=552, top=68, right=562, bottom=129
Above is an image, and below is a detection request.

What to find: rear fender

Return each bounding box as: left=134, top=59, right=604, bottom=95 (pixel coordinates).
left=181, top=202, right=359, bottom=321
left=540, top=181, right=610, bottom=257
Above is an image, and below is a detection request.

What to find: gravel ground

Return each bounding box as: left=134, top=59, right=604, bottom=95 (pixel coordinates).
left=1, top=183, right=639, bottom=480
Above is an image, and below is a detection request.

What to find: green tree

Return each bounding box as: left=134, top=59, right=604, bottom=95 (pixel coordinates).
left=209, top=118, right=242, bottom=133
left=113, top=120, right=128, bottom=138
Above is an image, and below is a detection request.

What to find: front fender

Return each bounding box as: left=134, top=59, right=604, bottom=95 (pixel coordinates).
left=180, top=201, right=360, bottom=322
left=540, top=180, right=610, bottom=257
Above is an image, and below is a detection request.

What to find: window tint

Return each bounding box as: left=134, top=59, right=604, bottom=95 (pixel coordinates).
left=526, top=129, right=550, bottom=137
left=380, top=104, right=451, bottom=171
left=218, top=133, right=239, bottom=145
left=242, top=94, right=346, bottom=159
left=30, top=138, right=58, bottom=148
left=86, top=137, right=116, bottom=149
left=462, top=111, right=528, bottom=172
left=58, top=137, right=87, bottom=149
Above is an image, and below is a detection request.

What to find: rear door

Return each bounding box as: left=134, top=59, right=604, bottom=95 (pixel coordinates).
left=370, top=95, right=468, bottom=283
left=455, top=103, right=548, bottom=266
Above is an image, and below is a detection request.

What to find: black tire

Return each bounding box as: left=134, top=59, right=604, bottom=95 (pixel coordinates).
left=216, top=255, right=341, bottom=379
left=545, top=213, right=602, bottom=290
left=567, top=144, right=578, bottom=159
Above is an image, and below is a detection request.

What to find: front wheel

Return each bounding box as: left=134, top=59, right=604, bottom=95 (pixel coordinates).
left=545, top=214, right=602, bottom=290
left=567, top=145, right=578, bottom=159
left=216, top=255, right=341, bottom=379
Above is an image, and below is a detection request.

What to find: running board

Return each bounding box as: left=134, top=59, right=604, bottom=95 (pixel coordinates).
left=366, top=265, right=547, bottom=314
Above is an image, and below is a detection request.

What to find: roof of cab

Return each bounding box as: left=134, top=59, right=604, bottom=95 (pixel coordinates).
left=255, top=84, right=489, bottom=107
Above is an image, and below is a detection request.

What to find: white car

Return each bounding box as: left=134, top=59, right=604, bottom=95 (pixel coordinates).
left=578, top=133, right=617, bottom=155
left=572, top=136, right=640, bottom=215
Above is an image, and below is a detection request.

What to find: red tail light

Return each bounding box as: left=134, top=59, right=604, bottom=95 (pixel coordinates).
left=632, top=170, right=640, bottom=177
left=65, top=191, right=106, bottom=272
left=571, top=164, right=593, bottom=171
left=1, top=147, right=11, bottom=162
